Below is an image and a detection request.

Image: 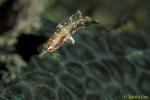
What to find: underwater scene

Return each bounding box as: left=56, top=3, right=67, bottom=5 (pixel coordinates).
left=0, top=0, right=150, bottom=100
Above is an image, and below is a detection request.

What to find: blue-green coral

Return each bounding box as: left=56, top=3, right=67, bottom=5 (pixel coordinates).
left=0, top=24, right=150, bottom=99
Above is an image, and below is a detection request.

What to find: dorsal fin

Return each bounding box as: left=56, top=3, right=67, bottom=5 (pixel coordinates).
left=56, top=10, right=83, bottom=30
left=70, top=10, right=82, bottom=21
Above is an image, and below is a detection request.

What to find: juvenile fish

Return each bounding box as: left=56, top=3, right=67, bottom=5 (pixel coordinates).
left=39, top=10, right=110, bottom=58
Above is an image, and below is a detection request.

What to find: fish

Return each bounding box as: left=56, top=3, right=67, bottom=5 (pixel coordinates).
left=39, top=10, right=110, bottom=58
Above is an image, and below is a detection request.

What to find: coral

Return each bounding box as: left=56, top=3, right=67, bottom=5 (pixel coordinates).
left=0, top=22, right=150, bottom=99
left=0, top=0, right=150, bottom=100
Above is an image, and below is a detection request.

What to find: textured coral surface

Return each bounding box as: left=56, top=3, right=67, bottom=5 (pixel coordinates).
left=0, top=28, right=150, bottom=99
left=0, top=0, right=150, bottom=100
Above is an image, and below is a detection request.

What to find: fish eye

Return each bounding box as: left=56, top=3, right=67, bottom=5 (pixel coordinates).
left=48, top=48, right=52, bottom=51
left=48, top=46, right=53, bottom=51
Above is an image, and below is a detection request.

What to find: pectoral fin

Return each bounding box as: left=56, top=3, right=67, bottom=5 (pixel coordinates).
left=64, top=35, right=75, bottom=44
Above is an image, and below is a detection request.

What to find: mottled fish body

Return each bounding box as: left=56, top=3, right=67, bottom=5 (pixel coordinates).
left=39, top=10, right=107, bottom=58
